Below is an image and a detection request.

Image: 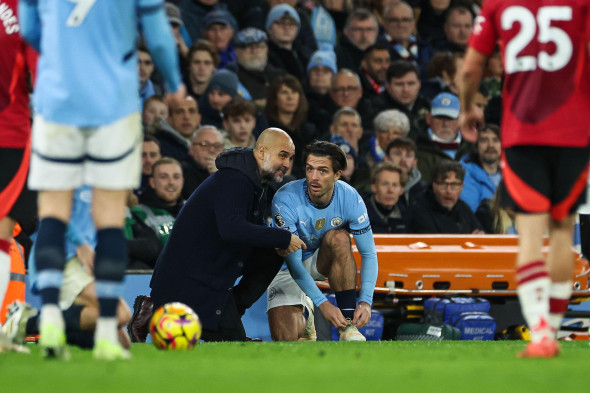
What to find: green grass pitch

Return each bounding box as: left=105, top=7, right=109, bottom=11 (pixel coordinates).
left=1, top=341, right=588, bottom=393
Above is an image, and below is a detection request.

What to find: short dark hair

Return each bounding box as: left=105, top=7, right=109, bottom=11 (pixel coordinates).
left=344, top=8, right=377, bottom=30
left=188, top=39, right=220, bottom=68
left=386, top=60, right=420, bottom=82
left=371, top=161, right=408, bottom=187
left=143, top=134, right=160, bottom=146
left=445, top=6, right=473, bottom=24
left=478, top=123, right=500, bottom=139
left=363, top=42, right=390, bottom=59
left=303, top=141, right=347, bottom=173
left=431, top=160, right=465, bottom=183
left=386, top=137, right=417, bottom=156
left=222, top=96, right=256, bottom=119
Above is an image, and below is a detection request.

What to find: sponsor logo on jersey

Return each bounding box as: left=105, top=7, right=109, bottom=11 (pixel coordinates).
left=274, top=213, right=285, bottom=227
left=315, top=218, right=325, bottom=230
left=0, top=3, right=20, bottom=35
left=331, top=217, right=343, bottom=227
left=357, top=213, right=367, bottom=224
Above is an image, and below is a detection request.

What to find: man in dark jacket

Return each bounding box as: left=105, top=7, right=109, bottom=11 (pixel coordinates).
left=411, top=160, right=483, bottom=234
left=149, top=128, right=306, bottom=341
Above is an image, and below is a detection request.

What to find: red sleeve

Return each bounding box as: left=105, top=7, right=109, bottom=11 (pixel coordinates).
left=25, top=44, right=38, bottom=87
left=468, top=0, right=499, bottom=56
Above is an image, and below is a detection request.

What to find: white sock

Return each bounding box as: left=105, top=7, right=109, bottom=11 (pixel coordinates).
left=95, top=317, right=119, bottom=345
left=549, top=280, right=572, bottom=337
left=40, top=304, right=64, bottom=330
left=517, top=261, right=551, bottom=342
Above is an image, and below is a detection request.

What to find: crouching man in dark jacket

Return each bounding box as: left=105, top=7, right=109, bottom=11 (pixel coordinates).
left=147, top=128, right=306, bottom=341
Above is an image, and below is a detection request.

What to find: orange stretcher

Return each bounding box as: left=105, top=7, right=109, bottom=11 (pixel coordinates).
left=317, top=235, right=590, bottom=299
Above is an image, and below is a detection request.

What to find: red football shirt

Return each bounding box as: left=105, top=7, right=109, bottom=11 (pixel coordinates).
left=0, top=0, right=37, bottom=149
left=469, top=0, right=590, bottom=148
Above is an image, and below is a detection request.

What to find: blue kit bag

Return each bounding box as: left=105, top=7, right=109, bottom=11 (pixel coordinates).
left=449, top=311, right=496, bottom=340
left=423, top=295, right=491, bottom=324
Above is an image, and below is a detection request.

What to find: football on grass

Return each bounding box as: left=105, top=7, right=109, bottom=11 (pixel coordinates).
left=149, top=302, right=202, bottom=350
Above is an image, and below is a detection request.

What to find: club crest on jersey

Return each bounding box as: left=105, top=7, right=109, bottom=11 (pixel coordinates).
left=315, top=218, right=326, bottom=230
left=274, top=213, right=285, bottom=227
left=331, top=217, right=343, bottom=227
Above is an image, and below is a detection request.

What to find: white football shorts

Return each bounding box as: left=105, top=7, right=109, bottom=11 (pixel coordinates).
left=29, top=113, right=142, bottom=190
left=267, top=249, right=327, bottom=311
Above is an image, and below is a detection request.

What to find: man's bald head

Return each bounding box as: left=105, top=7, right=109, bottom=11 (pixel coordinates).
left=254, top=128, right=295, bottom=183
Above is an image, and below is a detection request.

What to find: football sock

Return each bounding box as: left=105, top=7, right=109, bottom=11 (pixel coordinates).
left=516, top=260, right=551, bottom=342
left=95, top=318, right=118, bottom=344
left=94, top=228, right=126, bottom=318
left=63, top=304, right=84, bottom=332
left=40, top=304, right=64, bottom=331
left=35, top=218, right=67, bottom=306
left=335, top=289, right=356, bottom=321
left=548, top=280, right=572, bottom=337
left=0, top=239, right=10, bottom=307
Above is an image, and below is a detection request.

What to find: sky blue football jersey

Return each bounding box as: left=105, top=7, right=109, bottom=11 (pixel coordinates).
left=20, top=0, right=180, bottom=127
left=271, top=179, right=378, bottom=306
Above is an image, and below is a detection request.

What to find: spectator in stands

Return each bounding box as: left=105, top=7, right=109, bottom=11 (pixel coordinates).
left=415, top=0, right=452, bottom=44
left=138, top=135, right=162, bottom=196
left=329, top=107, right=363, bottom=156
left=263, top=0, right=318, bottom=64
left=133, top=158, right=185, bottom=257
left=331, top=69, right=375, bottom=131
left=359, top=43, right=390, bottom=100
left=166, top=3, right=189, bottom=61
left=460, top=124, right=502, bottom=212
left=142, top=95, right=169, bottom=129
left=434, top=6, right=473, bottom=53
left=379, top=2, right=433, bottom=78
left=266, top=4, right=309, bottom=82
left=304, top=45, right=338, bottom=129
left=265, top=74, right=315, bottom=177
left=150, top=117, right=190, bottom=163
left=330, top=134, right=358, bottom=185
left=411, top=160, right=483, bottom=233
left=222, top=97, right=257, bottom=149
left=168, top=95, right=202, bottom=141
left=364, top=162, right=410, bottom=233
left=185, top=40, right=219, bottom=101
left=420, top=52, right=463, bottom=101
left=307, top=44, right=338, bottom=96
left=365, top=109, right=411, bottom=169
left=415, top=92, right=474, bottom=183
left=233, top=28, right=283, bottom=109
left=199, top=69, right=239, bottom=129
left=138, top=46, right=160, bottom=108
left=178, top=0, right=228, bottom=42
left=181, top=125, right=224, bottom=199
left=372, top=61, right=430, bottom=138
left=335, top=8, right=379, bottom=71
left=482, top=46, right=502, bottom=99
left=385, top=137, right=428, bottom=208
left=201, top=9, right=238, bottom=69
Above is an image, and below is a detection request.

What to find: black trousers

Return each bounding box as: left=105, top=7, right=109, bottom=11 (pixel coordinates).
left=201, top=247, right=284, bottom=342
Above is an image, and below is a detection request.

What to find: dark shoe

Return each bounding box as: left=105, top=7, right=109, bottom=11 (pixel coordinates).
left=245, top=336, right=263, bottom=342
left=128, top=295, right=153, bottom=343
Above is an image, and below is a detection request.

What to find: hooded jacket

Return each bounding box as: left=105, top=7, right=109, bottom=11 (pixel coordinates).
left=150, top=148, right=291, bottom=331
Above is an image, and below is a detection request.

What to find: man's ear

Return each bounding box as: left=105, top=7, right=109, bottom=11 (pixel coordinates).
left=334, top=170, right=342, bottom=181
left=149, top=176, right=155, bottom=189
